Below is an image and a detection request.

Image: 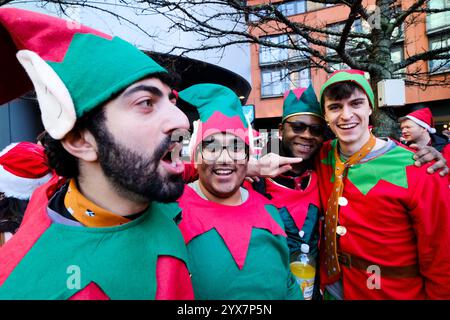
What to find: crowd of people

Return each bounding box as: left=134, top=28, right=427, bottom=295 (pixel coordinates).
left=0, top=7, right=449, bottom=300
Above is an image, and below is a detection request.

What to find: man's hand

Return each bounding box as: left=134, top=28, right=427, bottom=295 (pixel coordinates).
left=410, top=144, right=449, bottom=177
left=247, top=153, right=302, bottom=178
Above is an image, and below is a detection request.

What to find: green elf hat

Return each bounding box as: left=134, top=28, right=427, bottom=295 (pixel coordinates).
left=282, top=84, right=323, bottom=122
left=178, top=83, right=251, bottom=160
left=0, top=7, right=166, bottom=139
left=319, top=69, right=375, bottom=113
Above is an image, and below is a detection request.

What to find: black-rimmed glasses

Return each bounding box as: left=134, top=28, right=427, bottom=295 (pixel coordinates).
left=200, top=140, right=248, bottom=161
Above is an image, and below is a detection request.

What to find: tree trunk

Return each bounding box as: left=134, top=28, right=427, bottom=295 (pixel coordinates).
left=369, top=0, right=401, bottom=140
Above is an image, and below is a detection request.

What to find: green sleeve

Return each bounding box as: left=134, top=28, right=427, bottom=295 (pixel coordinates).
left=286, top=270, right=303, bottom=300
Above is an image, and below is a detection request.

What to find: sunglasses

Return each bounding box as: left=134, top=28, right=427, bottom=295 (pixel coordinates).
left=284, top=121, right=325, bottom=137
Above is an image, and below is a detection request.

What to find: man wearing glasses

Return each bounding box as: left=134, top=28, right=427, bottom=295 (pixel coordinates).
left=173, top=83, right=302, bottom=299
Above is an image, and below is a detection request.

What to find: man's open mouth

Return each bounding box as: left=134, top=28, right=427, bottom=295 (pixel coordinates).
left=160, top=143, right=184, bottom=174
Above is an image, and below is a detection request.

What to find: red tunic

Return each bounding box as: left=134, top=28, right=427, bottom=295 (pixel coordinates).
left=316, top=140, right=450, bottom=299
left=264, top=173, right=321, bottom=232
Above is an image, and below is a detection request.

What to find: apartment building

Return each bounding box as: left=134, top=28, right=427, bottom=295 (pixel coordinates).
left=246, top=0, right=450, bottom=133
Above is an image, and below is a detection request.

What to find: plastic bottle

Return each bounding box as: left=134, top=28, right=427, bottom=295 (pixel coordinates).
left=290, top=243, right=316, bottom=300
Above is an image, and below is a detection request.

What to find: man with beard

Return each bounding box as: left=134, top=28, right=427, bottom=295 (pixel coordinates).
left=0, top=8, right=193, bottom=299
left=174, top=83, right=301, bottom=299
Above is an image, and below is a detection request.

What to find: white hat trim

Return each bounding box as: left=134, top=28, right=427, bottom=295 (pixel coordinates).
left=0, top=165, right=52, bottom=200
left=16, top=50, right=76, bottom=140
left=0, top=142, right=19, bottom=157
left=405, top=115, right=436, bottom=134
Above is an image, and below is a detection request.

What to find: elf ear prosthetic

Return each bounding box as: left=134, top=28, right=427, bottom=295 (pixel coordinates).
left=17, top=50, right=76, bottom=140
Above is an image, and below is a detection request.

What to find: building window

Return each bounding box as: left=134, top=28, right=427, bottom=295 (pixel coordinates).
left=277, top=0, right=306, bottom=16
left=428, top=34, right=450, bottom=73
left=248, top=0, right=306, bottom=22
left=427, top=0, right=450, bottom=31
left=326, top=19, right=371, bottom=55
left=260, top=34, right=288, bottom=65
left=390, top=46, right=403, bottom=65
left=391, top=45, right=405, bottom=74
left=329, top=61, right=350, bottom=72
left=259, top=34, right=307, bottom=65
left=261, top=67, right=310, bottom=97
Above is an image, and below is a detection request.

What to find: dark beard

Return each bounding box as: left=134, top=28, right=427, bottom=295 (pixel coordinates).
left=93, top=127, right=184, bottom=203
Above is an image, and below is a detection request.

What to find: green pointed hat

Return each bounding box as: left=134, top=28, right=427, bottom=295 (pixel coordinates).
left=178, top=83, right=251, bottom=159
left=319, top=69, right=375, bottom=113
left=282, top=84, right=323, bottom=122
left=0, top=7, right=166, bottom=139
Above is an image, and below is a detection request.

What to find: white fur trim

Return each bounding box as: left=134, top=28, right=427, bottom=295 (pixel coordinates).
left=405, top=115, right=436, bottom=134
left=0, top=143, right=19, bottom=157
left=0, top=165, right=52, bottom=200
left=16, top=50, right=76, bottom=140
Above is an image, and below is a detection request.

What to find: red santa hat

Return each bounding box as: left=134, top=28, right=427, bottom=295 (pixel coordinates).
left=400, top=108, right=436, bottom=134
left=0, top=142, right=53, bottom=200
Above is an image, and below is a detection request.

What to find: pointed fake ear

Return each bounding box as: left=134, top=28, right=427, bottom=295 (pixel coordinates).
left=16, top=50, right=76, bottom=140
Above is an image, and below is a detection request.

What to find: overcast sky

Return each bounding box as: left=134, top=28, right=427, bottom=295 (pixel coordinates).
left=7, top=1, right=251, bottom=82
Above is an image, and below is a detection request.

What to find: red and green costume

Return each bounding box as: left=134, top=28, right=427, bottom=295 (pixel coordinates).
left=177, top=83, right=301, bottom=299
left=177, top=185, right=301, bottom=300
left=252, top=85, right=323, bottom=257
left=316, top=140, right=450, bottom=299
left=0, top=176, right=193, bottom=299
left=261, top=172, right=321, bottom=257
left=317, top=70, right=450, bottom=299
left=0, top=8, right=193, bottom=300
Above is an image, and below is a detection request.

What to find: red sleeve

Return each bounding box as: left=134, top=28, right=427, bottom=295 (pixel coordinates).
left=155, top=255, right=194, bottom=300
left=182, top=162, right=198, bottom=184
left=407, top=165, right=450, bottom=299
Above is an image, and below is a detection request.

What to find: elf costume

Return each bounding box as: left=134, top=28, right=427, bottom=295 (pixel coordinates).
left=176, top=84, right=302, bottom=299
left=0, top=8, right=193, bottom=300
left=317, top=69, right=450, bottom=299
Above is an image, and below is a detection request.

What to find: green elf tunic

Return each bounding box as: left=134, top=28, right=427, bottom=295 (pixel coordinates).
left=0, top=176, right=193, bottom=300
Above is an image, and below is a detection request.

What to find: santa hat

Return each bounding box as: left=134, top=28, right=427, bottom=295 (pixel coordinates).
left=0, top=142, right=53, bottom=200
left=399, top=108, right=436, bottom=134
left=282, top=84, right=323, bottom=122
left=178, top=83, right=251, bottom=161
left=0, top=7, right=166, bottom=139
left=319, top=69, right=375, bottom=112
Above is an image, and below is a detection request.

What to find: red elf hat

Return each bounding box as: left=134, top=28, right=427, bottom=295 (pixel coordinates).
left=0, top=142, right=52, bottom=199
